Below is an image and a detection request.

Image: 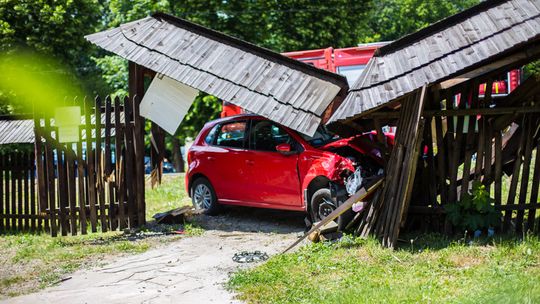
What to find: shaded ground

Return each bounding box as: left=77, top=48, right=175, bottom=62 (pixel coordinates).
left=3, top=207, right=306, bottom=303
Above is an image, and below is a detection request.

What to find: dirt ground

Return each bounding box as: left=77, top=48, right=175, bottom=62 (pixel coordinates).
left=2, top=207, right=306, bottom=304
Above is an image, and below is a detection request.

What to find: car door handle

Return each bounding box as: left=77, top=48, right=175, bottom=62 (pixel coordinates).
left=245, top=160, right=255, bottom=166
left=207, top=156, right=215, bottom=161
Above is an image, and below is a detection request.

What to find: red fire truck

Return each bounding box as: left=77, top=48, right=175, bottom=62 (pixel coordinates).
left=221, top=43, right=521, bottom=117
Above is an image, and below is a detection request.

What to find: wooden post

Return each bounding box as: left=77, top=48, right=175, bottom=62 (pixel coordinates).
left=123, top=96, right=137, bottom=227
left=132, top=96, right=146, bottom=226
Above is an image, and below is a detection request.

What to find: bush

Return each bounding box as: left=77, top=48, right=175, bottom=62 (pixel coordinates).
left=445, top=181, right=500, bottom=232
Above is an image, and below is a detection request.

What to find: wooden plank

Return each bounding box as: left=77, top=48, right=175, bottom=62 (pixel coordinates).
left=132, top=96, right=146, bottom=226
left=494, top=131, right=503, bottom=206
left=434, top=114, right=448, bottom=205
left=76, top=127, right=87, bottom=234
left=95, top=97, right=107, bottom=232
left=44, top=116, right=57, bottom=236
left=460, top=81, right=478, bottom=199
left=104, top=96, right=115, bottom=231
left=12, top=151, right=19, bottom=229
left=0, top=154, right=4, bottom=231
left=483, top=122, right=493, bottom=193
left=56, top=147, right=68, bottom=236
left=114, top=96, right=126, bottom=229
left=364, top=106, right=540, bottom=119
left=515, top=116, right=534, bottom=234
left=17, top=152, right=24, bottom=230
left=86, top=98, right=98, bottom=232
left=283, top=178, right=384, bottom=253
left=502, top=118, right=527, bottom=232
left=4, top=153, right=11, bottom=231
left=66, top=148, right=78, bottom=235
left=527, top=139, right=540, bottom=232
left=448, top=94, right=465, bottom=204
left=23, top=151, right=30, bottom=230
left=123, top=96, right=136, bottom=227
left=34, top=114, right=47, bottom=217
left=30, top=151, right=38, bottom=231
left=474, top=118, right=486, bottom=180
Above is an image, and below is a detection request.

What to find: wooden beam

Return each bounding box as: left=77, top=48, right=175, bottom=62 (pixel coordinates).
left=436, top=44, right=540, bottom=91
left=282, top=177, right=384, bottom=253
left=364, top=105, right=540, bottom=119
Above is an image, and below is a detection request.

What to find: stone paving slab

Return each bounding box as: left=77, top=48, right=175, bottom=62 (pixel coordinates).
left=3, top=230, right=299, bottom=304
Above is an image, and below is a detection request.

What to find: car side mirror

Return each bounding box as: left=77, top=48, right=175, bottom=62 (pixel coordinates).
left=276, top=143, right=294, bottom=154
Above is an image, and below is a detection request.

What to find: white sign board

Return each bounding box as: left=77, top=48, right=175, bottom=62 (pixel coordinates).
left=140, top=75, right=199, bottom=135
left=54, top=106, right=81, bottom=143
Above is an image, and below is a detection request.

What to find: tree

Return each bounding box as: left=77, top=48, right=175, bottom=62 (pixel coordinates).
left=0, top=0, right=106, bottom=113
left=363, top=0, right=480, bottom=42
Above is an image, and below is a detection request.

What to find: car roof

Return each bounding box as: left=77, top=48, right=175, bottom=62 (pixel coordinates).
left=207, top=113, right=264, bottom=125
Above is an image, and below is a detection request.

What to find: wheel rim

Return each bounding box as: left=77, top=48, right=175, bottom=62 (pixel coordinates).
left=318, top=197, right=336, bottom=220
left=193, top=184, right=212, bottom=209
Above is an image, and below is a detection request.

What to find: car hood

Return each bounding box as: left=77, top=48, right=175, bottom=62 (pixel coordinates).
left=319, top=132, right=394, bottom=166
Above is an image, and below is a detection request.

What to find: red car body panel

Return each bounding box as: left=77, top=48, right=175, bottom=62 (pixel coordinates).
left=186, top=114, right=390, bottom=212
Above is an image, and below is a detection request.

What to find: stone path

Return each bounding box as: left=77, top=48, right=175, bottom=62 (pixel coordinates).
left=4, top=208, right=305, bottom=304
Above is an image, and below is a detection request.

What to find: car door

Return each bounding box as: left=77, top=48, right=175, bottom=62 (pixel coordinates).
left=242, top=119, right=302, bottom=208
left=202, top=120, right=250, bottom=203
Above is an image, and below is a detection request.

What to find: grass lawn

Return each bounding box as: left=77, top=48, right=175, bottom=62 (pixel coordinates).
left=145, top=173, right=192, bottom=221
left=229, top=234, right=540, bottom=303
left=0, top=173, right=194, bottom=298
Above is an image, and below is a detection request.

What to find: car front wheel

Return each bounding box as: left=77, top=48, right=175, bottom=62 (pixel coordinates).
left=191, top=178, right=221, bottom=215
left=310, top=188, right=354, bottom=230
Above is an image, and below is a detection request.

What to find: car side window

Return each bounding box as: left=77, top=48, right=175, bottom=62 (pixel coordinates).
left=215, top=121, right=247, bottom=149
left=204, top=125, right=219, bottom=145
left=249, top=120, right=294, bottom=152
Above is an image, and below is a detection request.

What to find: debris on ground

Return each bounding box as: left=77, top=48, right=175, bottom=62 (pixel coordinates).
left=308, top=220, right=338, bottom=243
left=232, top=251, right=269, bottom=263
left=152, top=206, right=193, bottom=224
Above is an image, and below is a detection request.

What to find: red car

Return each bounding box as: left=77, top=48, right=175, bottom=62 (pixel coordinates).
left=185, top=114, right=392, bottom=224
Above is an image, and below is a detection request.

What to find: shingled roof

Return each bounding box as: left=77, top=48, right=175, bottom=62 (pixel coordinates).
left=85, top=13, right=348, bottom=136
left=328, top=0, right=540, bottom=125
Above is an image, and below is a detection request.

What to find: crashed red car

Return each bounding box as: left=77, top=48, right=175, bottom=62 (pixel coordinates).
left=185, top=114, right=393, bottom=224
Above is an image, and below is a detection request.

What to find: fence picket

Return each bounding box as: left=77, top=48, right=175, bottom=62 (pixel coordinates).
left=114, top=96, right=126, bottom=229
left=23, top=151, right=30, bottom=230
left=123, top=96, right=137, bottom=227
left=0, top=154, right=4, bottom=232
left=85, top=98, right=98, bottom=232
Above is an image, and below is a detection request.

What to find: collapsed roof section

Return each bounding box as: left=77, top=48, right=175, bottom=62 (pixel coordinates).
left=328, top=0, right=540, bottom=127
left=85, top=12, right=348, bottom=136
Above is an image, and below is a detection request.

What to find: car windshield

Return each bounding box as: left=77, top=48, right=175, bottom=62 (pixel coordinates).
left=300, top=125, right=339, bottom=147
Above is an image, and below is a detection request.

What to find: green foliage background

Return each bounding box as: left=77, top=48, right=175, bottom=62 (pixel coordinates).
left=0, top=0, right=481, bottom=146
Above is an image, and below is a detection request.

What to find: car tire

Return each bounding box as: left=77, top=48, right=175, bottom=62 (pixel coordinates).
left=191, top=178, right=221, bottom=215
left=310, top=188, right=334, bottom=223
left=310, top=188, right=354, bottom=231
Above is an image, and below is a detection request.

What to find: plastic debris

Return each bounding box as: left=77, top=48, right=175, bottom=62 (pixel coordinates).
left=352, top=201, right=366, bottom=213
left=345, top=167, right=363, bottom=196
left=232, top=251, right=269, bottom=263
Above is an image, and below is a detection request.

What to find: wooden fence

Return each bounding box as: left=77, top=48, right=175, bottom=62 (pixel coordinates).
left=0, top=149, right=44, bottom=231
left=407, top=77, right=540, bottom=234
left=0, top=96, right=146, bottom=236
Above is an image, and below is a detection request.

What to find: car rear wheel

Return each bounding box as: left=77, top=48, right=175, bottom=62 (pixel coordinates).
left=191, top=178, right=221, bottom=215
left=310, top=188, right=354, bottom=230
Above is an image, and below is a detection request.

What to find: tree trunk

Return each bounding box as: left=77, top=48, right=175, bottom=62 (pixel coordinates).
left=172, top=137, right=185, bottom=173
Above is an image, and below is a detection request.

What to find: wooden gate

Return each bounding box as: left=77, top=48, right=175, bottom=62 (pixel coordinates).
left=33, top=96, right=145, bottom=236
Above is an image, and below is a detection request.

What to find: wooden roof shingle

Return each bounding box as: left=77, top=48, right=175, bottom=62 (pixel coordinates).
left=328, top=0, right=540, bottom=125
left=86, top=13, right=349, bottom=136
